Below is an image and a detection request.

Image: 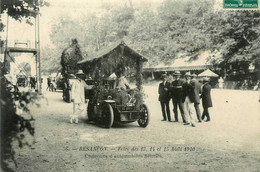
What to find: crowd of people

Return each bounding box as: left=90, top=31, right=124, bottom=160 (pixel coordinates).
left=46, top=76, right=57, bottom=92
left=158, top=71, right=212, bottom=127
left=64, top=69, right=214, bottom=126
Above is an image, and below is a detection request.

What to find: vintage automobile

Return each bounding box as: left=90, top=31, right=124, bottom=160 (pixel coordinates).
left=77, top=41, right=149, bottom=128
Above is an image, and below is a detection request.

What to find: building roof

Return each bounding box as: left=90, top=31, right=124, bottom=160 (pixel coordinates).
left=78, top=41, right=147, bottom=64
left=144, top=51, right=212, bottom=72
left=77, top=41, right=148, bottom=78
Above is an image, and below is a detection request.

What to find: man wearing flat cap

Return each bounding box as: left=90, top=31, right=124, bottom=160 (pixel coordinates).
left=201, top=77, right=212, bottom=122
left=191, top=73, right=202, bottom=122
left=158, top=73, right=172, bottom=122
left=171, top=71, right=186, bottom=123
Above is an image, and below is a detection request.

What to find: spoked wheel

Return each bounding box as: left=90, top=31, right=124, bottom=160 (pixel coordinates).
left=138, top=104, right=150, bottom=128
left=102, top=103, right=114, bottom=128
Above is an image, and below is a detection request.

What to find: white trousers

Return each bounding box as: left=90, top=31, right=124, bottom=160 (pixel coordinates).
left=183, top=96, right=196, bottom=124
left=71, top=102, right=85, bottom=119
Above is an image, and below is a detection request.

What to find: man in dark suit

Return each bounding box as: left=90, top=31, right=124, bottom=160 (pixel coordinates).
left=191, top=74, right=202, bottom=122
left=182, top=72, right=196, bottom=127
left=201, top=77, right=213, bottom=122
left=171, top=71, right=186, bottom=123
left=158, top=73, right=171, bottom=122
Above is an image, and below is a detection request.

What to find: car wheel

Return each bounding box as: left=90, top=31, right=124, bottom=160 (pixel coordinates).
left=87, top=102, right=94, bottom=121
left=102, top=103, right=114, bottom=128
left=138, top=104, right=149, bottom=128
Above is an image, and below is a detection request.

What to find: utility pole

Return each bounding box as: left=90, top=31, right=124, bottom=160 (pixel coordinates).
left=3, top=14, right=9, bottom=72
left=35, top=9, right=41, bottom=93
left=38, top=12, right=42, bottom=93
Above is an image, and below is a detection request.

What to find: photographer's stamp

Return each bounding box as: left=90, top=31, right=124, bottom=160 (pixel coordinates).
left=224, top=0, right=258, bottom=8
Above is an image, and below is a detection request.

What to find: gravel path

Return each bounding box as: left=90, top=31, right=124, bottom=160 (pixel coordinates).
left=9, top=84, right=260, bottom=172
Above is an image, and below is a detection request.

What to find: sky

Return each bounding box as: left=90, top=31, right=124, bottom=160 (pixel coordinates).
left=1, top=0, right=224, bottom=48
left=1, top=0, right=164, bottom=48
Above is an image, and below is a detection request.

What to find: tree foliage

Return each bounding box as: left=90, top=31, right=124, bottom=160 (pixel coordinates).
left=0, top=73, right=42, bottom=171
left=41, top=0, right=260, bottom=74
left=1, top=0, right=49, bottom=26
left=208, top=11, right=260, bottom=64
left=60, top=39, right=83, bottom=75
left=1, top=0, right=47, bottom=171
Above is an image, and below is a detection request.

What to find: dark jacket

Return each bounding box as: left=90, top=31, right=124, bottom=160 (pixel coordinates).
left=201, top=83, right=212, bottom=108
left=182, top=81, right=195, bottom=103
left=158, top=81, right=171, bottom=102
left=171, top=79, right=184, bottom=102
left=191, top=79, right=202, bottom=104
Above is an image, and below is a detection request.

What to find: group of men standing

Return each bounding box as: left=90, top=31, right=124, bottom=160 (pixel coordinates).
left=158, top=71, right=212, bottom=127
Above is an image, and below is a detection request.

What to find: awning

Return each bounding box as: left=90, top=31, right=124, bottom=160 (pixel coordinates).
left=7, top=47, right=38, bottom=54
left=198, top=69, right=218, bottom=77
left=143, top=65, right=212, bottom=72
left=143, top=52, right=212, bottom=72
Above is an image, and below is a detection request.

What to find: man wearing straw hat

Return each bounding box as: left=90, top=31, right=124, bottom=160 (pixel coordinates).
left=70, top=70, right=88, bottom=124
left=182, top=72, right=196, bottom=127
left=171, top=71, right=186, bottom=123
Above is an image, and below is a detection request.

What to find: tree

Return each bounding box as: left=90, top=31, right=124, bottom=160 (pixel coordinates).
left=127, top=8, right=162, bottom=66
left=1, top=0, right=49, bottom=28
left=41, top=46, right=61, bottom=74
left=60, top=39, right=83, bottom=75
left=208, top=10, right=260, bottom=63
left=1, top=1, right=47, bottom=171
left=43, top=0, right=259, bottom=75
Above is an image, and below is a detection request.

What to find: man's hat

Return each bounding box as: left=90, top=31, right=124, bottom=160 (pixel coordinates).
left=191, top=73, right=197, bottom=78
left=75, top=69, right=84, bottom=75
left=161, top=72, right=167, bottom=78
left=162, top=74, right=167, bottom=78
left=185, top=72, right=191, bottom=76
left=203, top=77, right=210, bottom=82
left=174, top=71, right=181, bottom=76
left=68, top=74, right=76, bottom=79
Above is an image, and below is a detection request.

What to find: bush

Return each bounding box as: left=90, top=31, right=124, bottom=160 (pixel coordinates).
left=1, top=77, right=41, bottom=172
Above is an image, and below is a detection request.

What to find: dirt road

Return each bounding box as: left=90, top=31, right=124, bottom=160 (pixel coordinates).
left=10, top=83, right=260, bottom=172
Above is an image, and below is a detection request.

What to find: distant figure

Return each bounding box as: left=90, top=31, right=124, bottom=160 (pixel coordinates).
left=253, top=80, right=260, bottom=91
left=241, top=80, right=248, bottom=90
left=201, top=77, right=213, bottom=122
left=218, top=77, right=224, bottom=89
left=158, top=73, right=171, bottom=122
left=30, top=77, right=36, bottom=90
left=50, top=79, right=56, bottom=92
left=47, top=76, right=51, bottom=91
